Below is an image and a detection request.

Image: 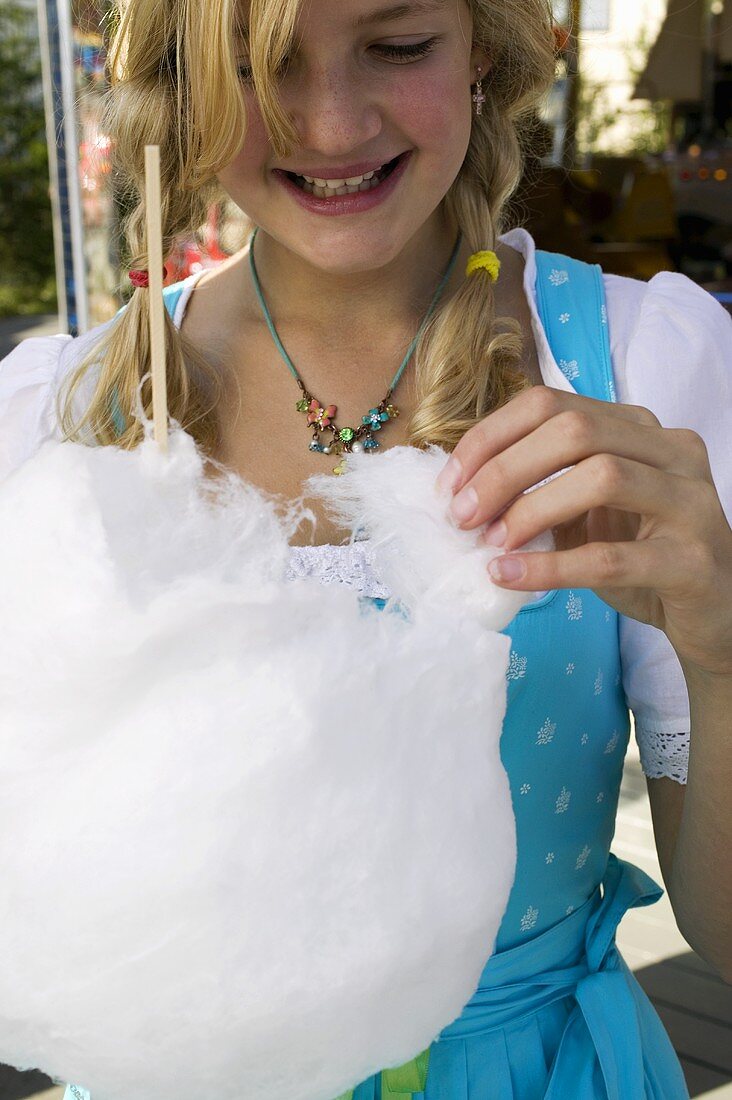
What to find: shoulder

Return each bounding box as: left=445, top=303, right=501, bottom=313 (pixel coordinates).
left=502, top=229, right=731, bottom=403
left=163, top=278, right=197, bottom=324
left=503, top=227, right=731, bottom=363
left=0, top=332, right=72, bottom=481
left=602, top=270, right=731, bottom=462
left=603, top=269, right=732, bottom=381
left=0, top=320, right=114, bottom=482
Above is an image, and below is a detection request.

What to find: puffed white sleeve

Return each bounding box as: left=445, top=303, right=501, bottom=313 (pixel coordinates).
left=604, top=271, right=732, bottom=785
left=0, top=322, right=115, bottom=483
left=0, top=333, right=74, bottom=482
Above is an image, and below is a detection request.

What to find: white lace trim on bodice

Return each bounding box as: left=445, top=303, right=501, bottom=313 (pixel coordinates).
left=285, top=542, right=392, bottom=600
left=635, top=727, right=690, bottom=785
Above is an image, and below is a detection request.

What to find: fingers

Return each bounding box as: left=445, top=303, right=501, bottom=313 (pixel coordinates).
left=486, top=539, right=668, bottom=592
left=437, top=387, right=663, bottom=499
left=442, top=409, right=707, bottom=532
left=479, top=457, right=703, bottom=555
left=487, top=531, right=715, bottom=595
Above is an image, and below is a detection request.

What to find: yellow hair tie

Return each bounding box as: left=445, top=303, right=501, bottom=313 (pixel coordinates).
left=466, top=250, right=501, bottom=282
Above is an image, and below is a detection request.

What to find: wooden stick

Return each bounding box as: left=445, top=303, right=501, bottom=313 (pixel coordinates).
left=144, top=145, right=168, bottom=454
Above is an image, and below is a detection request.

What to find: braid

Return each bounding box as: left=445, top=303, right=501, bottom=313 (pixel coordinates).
left=408, top=6, right=555, bottom=449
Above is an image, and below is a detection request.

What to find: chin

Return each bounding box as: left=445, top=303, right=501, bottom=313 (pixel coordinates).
left=289, top=220, right=434, bottom=275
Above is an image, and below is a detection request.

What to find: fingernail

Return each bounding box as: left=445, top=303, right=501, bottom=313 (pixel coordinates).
left=450, top=486, right=478, bottom=524
left=435, top=456, right=463, bottom=495
left=482, top=520, right=507, bottom=547
left=488, top=556, right=525, bottom=582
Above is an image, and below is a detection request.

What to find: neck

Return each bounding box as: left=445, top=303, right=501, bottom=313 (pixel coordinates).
left=247, top=209, right=469, bottom=340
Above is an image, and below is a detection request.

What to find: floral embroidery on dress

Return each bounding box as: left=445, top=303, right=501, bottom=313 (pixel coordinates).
left=555, top=787, right=571, bottom=813
left=594, top=669, right=604, bottom=696
left=536, top=717, right=557, bottom=746
left=507, top=651, right=528, bottom=680
left=580, top=733, right=589, bottom=745
left=566, top=905, right=575, bottom=915
left=558, top=358, right=580, bottom=382
left=549, top=268, right=569, bottom=287
left=565, top=661, right=575, bottom=675
left=575, top=845, right=591, bottom=870
left=604, top=730, right=620, bottom=754
left=520, top=783, right=531, bottom=795
left=596, top=792, right=605, bottom=803
left=520, top=905, right=539, bottom=932
left=545, top=852, right=555, bottom=864
left=566, top=592, right=583, bottom=621
left=559, top=312, right=570, bottom=324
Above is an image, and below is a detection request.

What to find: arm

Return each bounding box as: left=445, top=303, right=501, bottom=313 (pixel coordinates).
left=648, top=665, right=732, bottom=983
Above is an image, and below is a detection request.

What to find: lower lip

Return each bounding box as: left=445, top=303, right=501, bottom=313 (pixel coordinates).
left=273, top=152, right=412, bottom=216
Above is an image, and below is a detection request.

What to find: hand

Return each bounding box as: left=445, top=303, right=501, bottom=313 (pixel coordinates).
left=436, top=387, right=732, bottom=677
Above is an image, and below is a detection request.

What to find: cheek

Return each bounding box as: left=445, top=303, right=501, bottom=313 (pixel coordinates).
left=219, top=101, right=272, bottom=185
left=391, top=69, right=471, bottom=154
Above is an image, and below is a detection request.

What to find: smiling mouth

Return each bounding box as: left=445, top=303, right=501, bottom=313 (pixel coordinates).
left=284, top=154, right=404, bottom=196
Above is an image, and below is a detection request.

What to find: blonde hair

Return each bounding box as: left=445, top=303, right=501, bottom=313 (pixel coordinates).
left=58, top=0, right=556, bottom=453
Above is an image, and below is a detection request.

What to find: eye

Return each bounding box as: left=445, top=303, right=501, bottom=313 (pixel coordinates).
left=236, top=39, right=438, bottom=81
left=372, top=37, right=439, bottom=63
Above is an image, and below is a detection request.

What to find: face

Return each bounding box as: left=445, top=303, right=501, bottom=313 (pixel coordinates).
left=218, top=0, right=488, bottom=275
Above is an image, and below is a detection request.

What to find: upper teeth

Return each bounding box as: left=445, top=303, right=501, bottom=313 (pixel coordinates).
left=299, top=168, right=378, bottom=187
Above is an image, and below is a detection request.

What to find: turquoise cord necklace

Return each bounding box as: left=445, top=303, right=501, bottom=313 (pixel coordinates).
left=248, top=227, right=463, bottom=474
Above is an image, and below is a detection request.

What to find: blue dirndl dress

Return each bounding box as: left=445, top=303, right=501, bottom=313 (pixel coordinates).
left=65, top=252, right=690, bottom=1100
left=334, top=253, right=690, bottom=1100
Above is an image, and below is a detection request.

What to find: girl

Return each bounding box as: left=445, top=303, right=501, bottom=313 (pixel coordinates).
left=1, top=0, right=731, bottom=1095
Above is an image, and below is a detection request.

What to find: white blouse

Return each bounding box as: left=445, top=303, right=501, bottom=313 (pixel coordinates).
left=2, top=228, right=731, bottom=785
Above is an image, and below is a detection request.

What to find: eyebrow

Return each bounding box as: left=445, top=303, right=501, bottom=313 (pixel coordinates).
left=355, top=0, right=448, bottom=27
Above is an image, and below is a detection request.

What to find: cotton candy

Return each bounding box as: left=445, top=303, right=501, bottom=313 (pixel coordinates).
left=308, top=443, right=556, bottom=628
left=0, top=426, right=541, bottom=1100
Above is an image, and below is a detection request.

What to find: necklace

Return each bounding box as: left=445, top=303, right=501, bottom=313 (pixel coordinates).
left=248, top=227, right=463, bottom=474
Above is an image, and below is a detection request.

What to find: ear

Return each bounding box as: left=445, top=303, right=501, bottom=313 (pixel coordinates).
left=469, top=48, right=491, bottom=81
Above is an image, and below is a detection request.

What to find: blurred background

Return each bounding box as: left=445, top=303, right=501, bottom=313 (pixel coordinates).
left=0, top=1, right=730, bottom=1098
left=0, top=0, right=731, bottom=345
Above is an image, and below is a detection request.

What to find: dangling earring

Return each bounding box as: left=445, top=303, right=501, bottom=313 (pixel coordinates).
left=472, top=66, right=486, bottom=117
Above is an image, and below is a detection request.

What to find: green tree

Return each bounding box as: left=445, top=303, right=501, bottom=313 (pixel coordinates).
left=576, top=25, right=672, bottom=157
left=0, top=0, right=57, bottom=315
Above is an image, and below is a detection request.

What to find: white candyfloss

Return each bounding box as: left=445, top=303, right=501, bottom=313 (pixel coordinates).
left=0, top=427, right=551, bottom=1100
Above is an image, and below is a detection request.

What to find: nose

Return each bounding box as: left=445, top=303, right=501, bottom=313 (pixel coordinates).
left=288, top=63, right=382, bottom=157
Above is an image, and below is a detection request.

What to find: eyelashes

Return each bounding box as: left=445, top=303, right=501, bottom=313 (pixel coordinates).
left=236, top=37, right=439, bottom=82
left=372, top=37, right=439, bottom=62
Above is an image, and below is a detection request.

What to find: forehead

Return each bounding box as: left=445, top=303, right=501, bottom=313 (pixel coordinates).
left=235, top=0, right=454, bottom=35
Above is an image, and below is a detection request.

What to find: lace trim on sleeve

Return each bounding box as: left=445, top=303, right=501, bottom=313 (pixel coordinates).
left=635, top=727, right=689, bottom=785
